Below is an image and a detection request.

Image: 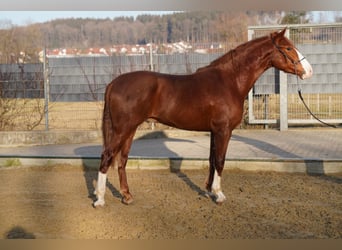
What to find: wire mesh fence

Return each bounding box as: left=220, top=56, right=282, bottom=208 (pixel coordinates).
left=44, top=53, right=223, bottom=131
left=1, top=23, right=341, bottom=131
left=248, top=23, right=342, bottom=126
left=0, top=64, right=45, bottom=131
left=0, top=54, right=223, bottom=131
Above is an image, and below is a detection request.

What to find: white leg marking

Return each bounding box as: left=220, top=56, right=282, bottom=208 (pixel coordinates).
left=94, top=172, right=107, bottom=207
left=296, top=49, right=313, bottom=79
left=212, top=170, right=226, bottom=203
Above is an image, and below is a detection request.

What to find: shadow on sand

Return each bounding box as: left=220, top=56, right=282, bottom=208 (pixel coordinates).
left=75, top=131, right=209, bottom=205
left=5, top=226, right=36, bottom=239
left=232, top=134, right=342, bottom=184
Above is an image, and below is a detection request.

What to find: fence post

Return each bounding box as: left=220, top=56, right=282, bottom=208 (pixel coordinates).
left=279, top=28, right=290, bottom=131
left=279, top=70, right=288, bottom=131
left=43, top=47, right=49, bottom=131
left=247, top=29, right=255, bottom=124
left=149, top=44, right=154, bottom=71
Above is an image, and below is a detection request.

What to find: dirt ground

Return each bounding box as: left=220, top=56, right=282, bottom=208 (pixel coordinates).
left=0, top=165, right=341, bottom=239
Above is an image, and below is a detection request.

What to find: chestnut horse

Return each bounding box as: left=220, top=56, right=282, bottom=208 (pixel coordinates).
left=94, top=28, right=313, bottom=206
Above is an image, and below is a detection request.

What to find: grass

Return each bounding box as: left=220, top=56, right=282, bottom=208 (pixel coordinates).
left=3, top=159, right=22, bottom=167
left=0, top=98, right=46, bottom=131
left=252, top=93, right=342, bottom=121
left=1, top=93, right=342, bottom=131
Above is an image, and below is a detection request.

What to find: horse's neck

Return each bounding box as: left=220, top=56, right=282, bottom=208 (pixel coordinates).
left=223, top=37, right=274, bottom=98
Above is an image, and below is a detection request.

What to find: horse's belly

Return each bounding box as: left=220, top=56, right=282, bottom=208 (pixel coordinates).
left=151, top=108, right=212, bottom=131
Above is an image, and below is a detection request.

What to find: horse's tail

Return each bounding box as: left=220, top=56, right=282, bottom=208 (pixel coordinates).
left=100, top=83, right=114, bottom=171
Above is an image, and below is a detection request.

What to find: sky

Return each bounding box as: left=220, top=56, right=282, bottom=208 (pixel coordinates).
left=0, top=11, right=338, bottom=26
left=0, top=11, right=177, bottom=26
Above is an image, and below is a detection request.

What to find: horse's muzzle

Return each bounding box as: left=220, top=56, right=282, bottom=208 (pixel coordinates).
left=300, top=59, right=313, bottom=80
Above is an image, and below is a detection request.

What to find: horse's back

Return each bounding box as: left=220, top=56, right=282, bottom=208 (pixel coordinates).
left=106, top=70, right=197, bottom=107
left=109, top=71, right=158, bottom=92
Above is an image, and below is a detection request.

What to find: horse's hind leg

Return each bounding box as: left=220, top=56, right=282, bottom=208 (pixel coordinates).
left=93, top=100, right=115, bottom=207
left=93, top=142, right=120, bottom=207
left=94, top=129, right=136, bottom=206
left=117, top=131, right=136, bottom=205
left=93, top=124, right=125, bottom=207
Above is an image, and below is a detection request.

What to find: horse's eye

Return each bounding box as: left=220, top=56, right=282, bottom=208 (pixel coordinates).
left=286, top=47, right=292, bottom=51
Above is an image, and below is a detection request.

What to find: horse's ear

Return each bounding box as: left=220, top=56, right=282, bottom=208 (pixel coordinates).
left=278, top=27, right=287, bottom=37
left=271, top=27, right=287, bottom=40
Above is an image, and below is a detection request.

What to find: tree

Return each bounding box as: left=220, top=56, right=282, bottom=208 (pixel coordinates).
left=167, top=18, right=173, bottom=43
left=334, top=11, right=342, bottom=22
left=0, top=21, right=45, bottom=131
left=281, top=11, right=310, bottom=24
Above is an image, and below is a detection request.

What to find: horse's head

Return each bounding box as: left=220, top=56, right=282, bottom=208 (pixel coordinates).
left=270, top=28, right=313, bottom=80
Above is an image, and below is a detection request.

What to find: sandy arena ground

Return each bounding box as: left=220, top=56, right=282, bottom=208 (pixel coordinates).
left=0, top=165, right=341, bottom=239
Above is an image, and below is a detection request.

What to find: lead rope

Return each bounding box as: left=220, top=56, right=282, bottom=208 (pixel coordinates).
left=295, top=64, right=338, bottom=128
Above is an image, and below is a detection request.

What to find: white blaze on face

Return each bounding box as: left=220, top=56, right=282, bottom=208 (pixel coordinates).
left=295, top=49, right=313, bottom=79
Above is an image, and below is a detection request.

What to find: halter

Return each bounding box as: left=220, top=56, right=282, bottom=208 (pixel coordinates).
left=272, top=38, right=306, bottom=66
left=272, top=38, right=338, bottom=128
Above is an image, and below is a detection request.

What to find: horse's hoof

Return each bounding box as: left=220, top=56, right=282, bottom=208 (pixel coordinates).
left=93, top=199, right=105, bottom=207
left=215, top=191, right=227, bottom=204
left=121, top=197, right=134, bottom=205
left=216, top=200, right=224, bottom=206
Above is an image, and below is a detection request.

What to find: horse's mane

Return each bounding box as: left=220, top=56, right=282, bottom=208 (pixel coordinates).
left=196, top=35, right=270, bottom=72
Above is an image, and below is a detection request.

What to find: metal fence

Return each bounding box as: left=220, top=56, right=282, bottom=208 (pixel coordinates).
left=1, top=23, right=341, bottom=131
left=45, top=53, right=223, bottom=130
left=248, top=23, right=342, bottom=129
left=0, top=64, right=45, bottom=131
left=0, top=53, right=222, bottom=130
left=0, top=63, right=44, bottom=98
left=47, top=53, right=221, bottom=102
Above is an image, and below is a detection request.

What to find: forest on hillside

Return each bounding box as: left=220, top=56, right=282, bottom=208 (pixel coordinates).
left=37, top=11, right=302, bottom=47
left=0, top=10, right=327, bottom=63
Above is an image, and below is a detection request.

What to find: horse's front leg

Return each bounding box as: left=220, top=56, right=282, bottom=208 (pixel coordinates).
left=206, top=129, right=231, bottom=204
left=206, top=132, right=216, bottom=192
